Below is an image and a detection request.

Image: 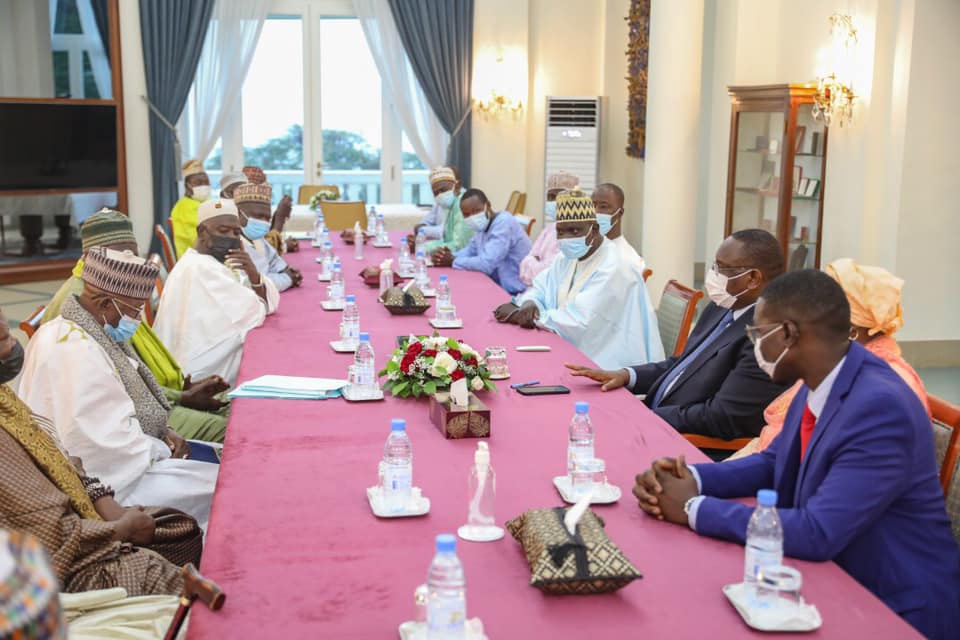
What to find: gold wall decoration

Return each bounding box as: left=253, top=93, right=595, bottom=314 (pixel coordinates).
left=625, top=0, right=651, bottom=158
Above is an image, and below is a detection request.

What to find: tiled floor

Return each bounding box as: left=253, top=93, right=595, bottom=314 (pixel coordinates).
left=1, top=280, right=958, bottom=405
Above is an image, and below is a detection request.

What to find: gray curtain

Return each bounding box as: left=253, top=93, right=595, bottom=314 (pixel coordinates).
left=91, top=0, right=110, bottom=62
left=388, top=0, right=473, bottom=184
left=139, top=0, right=214, bottom=251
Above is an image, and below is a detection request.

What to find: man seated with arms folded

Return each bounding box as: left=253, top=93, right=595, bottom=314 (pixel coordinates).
left=40, top=209, right=230, bottom=444
left=732, top=258, right=929, bottom=459
left=495, top=189, right=663, bottom=368
left=592, top=182, right=647, bottom=268
left=170, top=159, right=211, bottom=258
left=234, top=181, right=303, bottom=292
left=567, top=229, right=787, bottom=444
left=411, top=166, right=473, bottom=255
left=154, top=199, right=278, bottom=387
left=519, top=170, right=579, bottom=286
left=19, top=248, right=219, bottom=531
left=632, top=269, right=960, bottom=639
left=431, top=188, right=532, bottom=295
left=238, top=165, right=298, bottom=255
left=0, top=310, right=200, bottom=596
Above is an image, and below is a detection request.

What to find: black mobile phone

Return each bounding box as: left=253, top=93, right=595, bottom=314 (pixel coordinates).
left=516, top=385, right=570, bottom=396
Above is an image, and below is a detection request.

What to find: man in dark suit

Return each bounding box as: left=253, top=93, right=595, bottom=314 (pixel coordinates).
left=633, top=270, right=960, bottom=639
left=567, top=229, right=787, bottom=441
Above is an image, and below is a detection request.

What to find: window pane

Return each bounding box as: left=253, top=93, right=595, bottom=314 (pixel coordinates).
left=81, top=51, right=100, bottom=99
left=401, top=132, right=430, bottom=205
left=320, top=18, right=381, bottom=203
left=241, top=17, right=303, bottom=204
left=53, top=51, right=70, bottom=97
left=54, top=0, right=83, bottom=34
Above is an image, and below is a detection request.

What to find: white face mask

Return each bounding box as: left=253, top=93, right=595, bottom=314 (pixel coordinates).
left=435, top=190, right=455, bottom=210
left=753, top=324, right=788, bottom=378
left=466, top=210, right=489, bottom=233
left=544, top=201, right=558, bottom=223
left=704, top=266, right=752, bottom=309
left=190, top=185, right=211, bottom=202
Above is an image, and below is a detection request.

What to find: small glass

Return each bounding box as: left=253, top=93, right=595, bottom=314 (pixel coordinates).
left=436, top=305, right=458, bottom=323
left=571, top=458, right=605, bottom=498
left=756, top=565, right=803, bottom=610
left=484, top=346, right=508, bottom=377
left=414, top=584, right=429, bottom=623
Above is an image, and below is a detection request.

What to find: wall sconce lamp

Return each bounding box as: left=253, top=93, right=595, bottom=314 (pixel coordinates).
left=812, top=14, right=857, bottom=127
left=473, top=51, right=524, bottom=119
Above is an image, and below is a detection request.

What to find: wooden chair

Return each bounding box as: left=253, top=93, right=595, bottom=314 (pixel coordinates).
left=683, top=433, right=753, bottom=453
left=513, top=213, right=535, bottom=236
left=298, top=184, right=341, bottom=205
left=318, top=201, right=367, bottom=231
left=155, top=224, right=177, bottom=271
left=19, top=305, right=46, bottom=339
left=656, top=279, right=704, bottom=357
left=504, top=190, right=521, bottom=214
left=931, top=394, right=960, bottom=542
left=515, top=192, right=527, bottom=215
left=642, top=268, right=652, bottom=282
left=144, top=253, right=166, bottom=327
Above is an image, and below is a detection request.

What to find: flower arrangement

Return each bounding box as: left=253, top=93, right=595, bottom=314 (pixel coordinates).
left=309, top=189, right=339, bottom=210
left=379, top=334, right=497, bottom=398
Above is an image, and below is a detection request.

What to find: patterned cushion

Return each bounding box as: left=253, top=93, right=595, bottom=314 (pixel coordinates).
left=657, top=292, right=689, bottom=356
left=932, top=418, right=960, bottom=544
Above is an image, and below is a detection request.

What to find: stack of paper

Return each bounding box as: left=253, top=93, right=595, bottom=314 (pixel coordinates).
left=228, top=375, right=348, bottom=400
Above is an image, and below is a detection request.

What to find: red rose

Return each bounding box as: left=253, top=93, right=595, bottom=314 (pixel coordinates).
left=401, top=354, right=415, bottom=373
left=450, top=369, right=465, bottom=382
left=424, top=349, right=438, bottom=358
left=448, top=349, right=462, bottom=361
left=464, top=355, right=478, bottom=366
left=407, top=341, right=423, bottom=357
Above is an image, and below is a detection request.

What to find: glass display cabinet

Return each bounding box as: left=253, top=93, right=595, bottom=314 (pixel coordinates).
left=725, top=84, right=828, bottom=270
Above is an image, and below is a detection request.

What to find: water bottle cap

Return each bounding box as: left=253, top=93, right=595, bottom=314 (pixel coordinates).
left=324, top=241, right=332, bottom=247
left=757, top=489, right=777, bottom=506
left=435, top=533, right=456, bottom=553
left=359, top=332, right=370, bottom=341
left=416, top=251, right=424, bottom=258
left=345, top=294, right=355, bottom=302
left=390, top=418, right=406, bottom=432
left=333, top=264, right=341, bottom=271
left=377, top=214, right=383, bottom=219
left=575, top=401, right=589, bottom=414
left=439, top=275, right=448, bottom=282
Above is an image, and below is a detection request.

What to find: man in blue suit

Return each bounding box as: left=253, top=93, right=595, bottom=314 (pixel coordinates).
left=633, top=270, right=960, bottom=639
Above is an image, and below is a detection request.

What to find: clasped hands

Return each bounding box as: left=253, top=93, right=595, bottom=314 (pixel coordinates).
left=632, top=455, right=699, bottom=527
left=494, top=302, right=539, bottom=328
left=180, top=374, right=230, bottom=411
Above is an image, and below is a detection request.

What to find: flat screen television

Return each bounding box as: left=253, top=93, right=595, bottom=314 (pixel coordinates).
left=0, top=102, right=118, bottom=191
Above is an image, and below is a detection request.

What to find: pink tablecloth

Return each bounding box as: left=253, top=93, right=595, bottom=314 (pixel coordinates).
left=188, top=235, right=917, bottom=639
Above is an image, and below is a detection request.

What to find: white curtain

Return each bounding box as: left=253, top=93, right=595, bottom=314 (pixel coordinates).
left=353, top=0, right=449, bottom=170
left=0, top=0, right=53, bottom=97
left=178, top=0, right=270, bottom=163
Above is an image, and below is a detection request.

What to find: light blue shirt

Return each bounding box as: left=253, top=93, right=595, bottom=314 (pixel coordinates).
left=419, top=202, right=445, bottom=240
left=454, top=211, right=532, bottom=295
left=685, top=355, right=848, bottom=531
left=244, top=238, right=292, bottom=292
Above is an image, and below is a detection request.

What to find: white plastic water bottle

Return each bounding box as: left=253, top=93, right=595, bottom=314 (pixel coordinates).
left=353, top=332, right=377, bottom=398
left=375, top=213, right=386, bottom=242
left=341, top=294, right=359, bottom=346
left=744, top=489, right=783, bottom=594
left=383, top=419, right=413, bottom=513
left=354, top=226, right=364, bottom=260
left=415, top=251, right=430, bottom=289
left=399, top=241, right=412, bottom=276
left=320, top=225, right=330, bottom=247
left=313, top=209, right=325, bottom=243
left=322, top=241, right=334, bottom=276
left=426, top=534, right=466, bottom=639
left=329, top=263, right=345, bottom=304
left=567, top=401, right=594, bottom=476
left=415, top=229, right=426, bottom=258
left=367, top=206, right=377, bottom=234
left=437, top=275, right=451, bottom=307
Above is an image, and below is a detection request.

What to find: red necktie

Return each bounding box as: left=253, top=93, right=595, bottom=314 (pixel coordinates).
left=800, top=406, right=817, bottom=460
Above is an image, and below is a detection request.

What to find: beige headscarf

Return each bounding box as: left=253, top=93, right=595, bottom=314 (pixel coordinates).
left=826, top=258, right=904, bottom=336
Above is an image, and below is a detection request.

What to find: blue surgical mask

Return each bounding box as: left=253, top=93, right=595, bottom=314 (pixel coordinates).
left=244, top=217, right=271, bottom=240
left=558, top=236, right=590, bottom=260
left=544, top=201, right=557, bottom=223
left=104, top=300, right=141, bottom=343
left=596, top=208, right=621, bottom=236
left=435, top=190, right=456, bottom=210
left=466, top=211, right=489, bottom=233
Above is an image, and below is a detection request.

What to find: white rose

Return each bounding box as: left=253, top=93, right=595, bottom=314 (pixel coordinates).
left=430, top=351, right=457, bottom=377
left=459, top=342, right=477, bottom=357
left=471, top=376, right=484, bottom=391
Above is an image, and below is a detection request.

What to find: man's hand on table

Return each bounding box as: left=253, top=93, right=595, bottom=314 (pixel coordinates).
left=165, top=429, right=191, bottom=459
left=564, top=364, right=630, bottom=391
left=432, top=247, right=454, bottom=267
left=285, top=266, right=304, bottom=287
left=181, top=374, right=229, bottom=411
left=512, top=302, right=539, bottom=329
left=285, top=238, right=300, bottom=253
left=494, top=303, right=519, bottom=323
left=633, top=455, right=698, bottom=525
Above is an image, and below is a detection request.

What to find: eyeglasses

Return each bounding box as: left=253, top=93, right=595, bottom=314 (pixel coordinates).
left=745, top=323, right=783, bottom=345
left=711, top=262, right=756, bottom=275
left=112, top=298, right=145, bottom=318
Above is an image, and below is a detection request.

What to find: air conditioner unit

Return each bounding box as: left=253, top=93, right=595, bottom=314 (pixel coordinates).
left=544, top=97, right=601, bottom=193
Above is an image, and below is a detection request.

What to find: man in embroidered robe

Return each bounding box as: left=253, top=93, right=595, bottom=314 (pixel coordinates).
left=20, top=249, right=219, bottom=530
left=496, top=189, right=663, bottom=368
left=153, top=199, right=278, bottom=386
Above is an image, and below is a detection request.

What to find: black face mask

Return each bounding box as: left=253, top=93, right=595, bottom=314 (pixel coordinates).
left=208, top=235, right=241, bottom=263
left=0, top=341, right=24, bottom=384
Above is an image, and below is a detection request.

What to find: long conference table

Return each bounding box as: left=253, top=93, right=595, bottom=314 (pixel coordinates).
left=188, top=233, right=918, bottom=638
